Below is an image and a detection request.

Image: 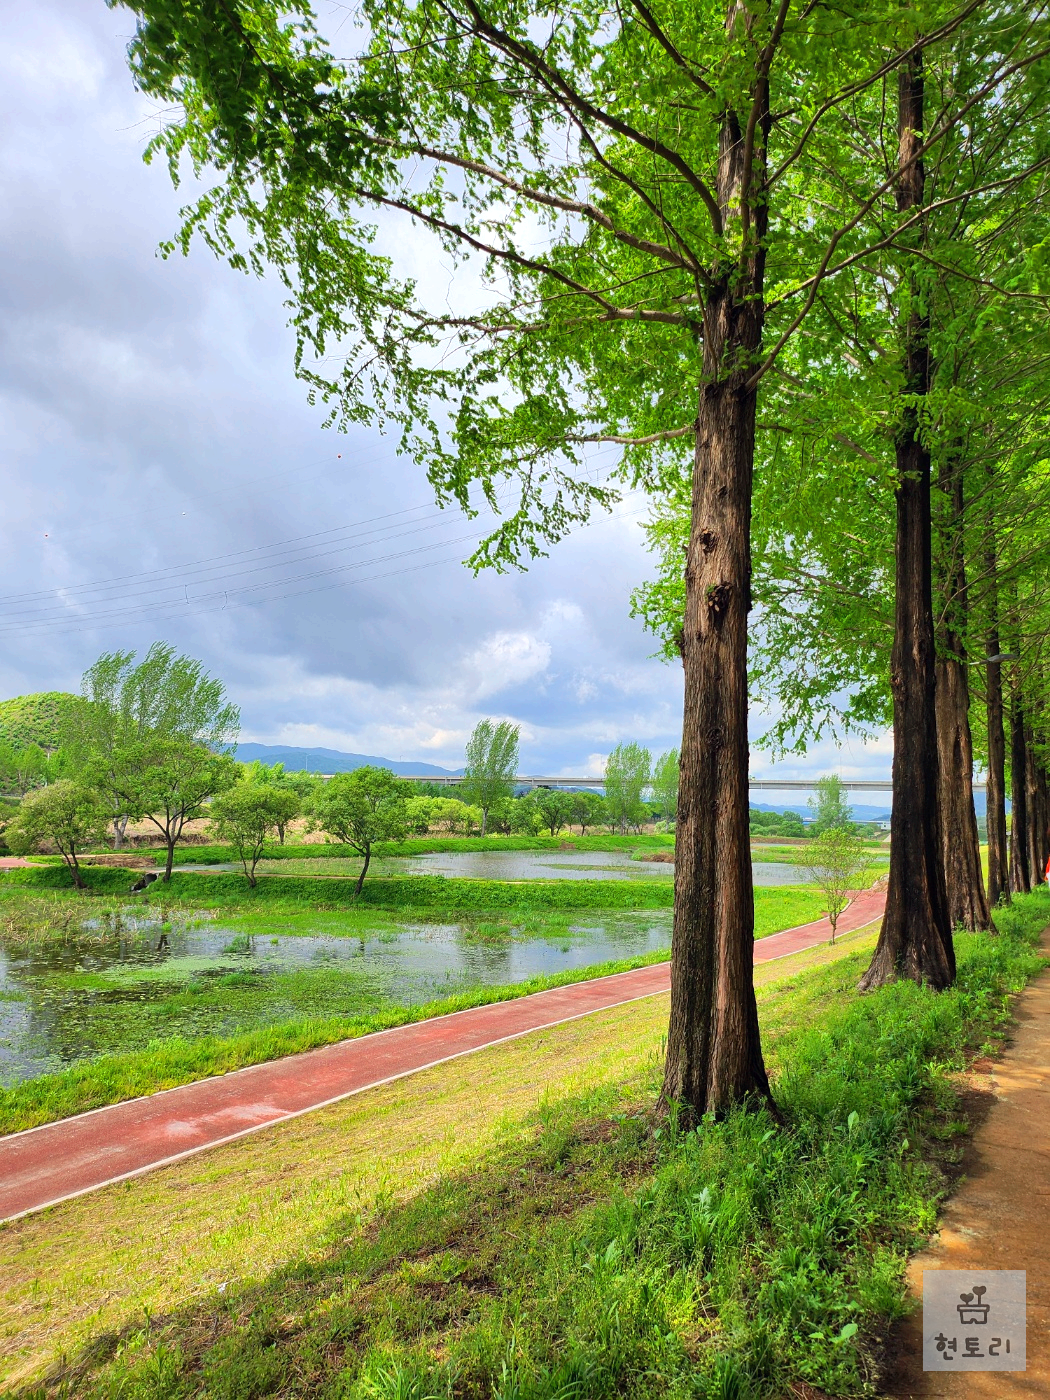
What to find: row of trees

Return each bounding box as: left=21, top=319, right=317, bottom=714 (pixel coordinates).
left=461, top=722, right=680, bottom=830
left=2, top=666, right=685, bottom=887
left=114, top=0, right=1050, bottom=1118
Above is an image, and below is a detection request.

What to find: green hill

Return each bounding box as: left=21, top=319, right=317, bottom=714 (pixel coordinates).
left=0, top=692, right=83, bottom=752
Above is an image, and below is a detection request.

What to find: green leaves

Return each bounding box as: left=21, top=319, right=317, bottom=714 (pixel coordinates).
left=461, top=720, right=520, bottom=824
left=210, top=781, right=301, bottom=885
left=5, top=781, right=111, bottom=889
left=310, top=767, right=411, bottom=889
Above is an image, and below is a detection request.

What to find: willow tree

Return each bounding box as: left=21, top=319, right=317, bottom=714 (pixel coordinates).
left=114, top=0, right=1018, bottom=1114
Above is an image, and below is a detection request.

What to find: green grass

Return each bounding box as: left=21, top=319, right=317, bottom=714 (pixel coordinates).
left=15, top=888, right=1048, bottom=1400
left=0, top=877, right=824, bottom=1132
left=1, top=866, right=824, bottom=921
left=144, top=834, right=680, bottom=864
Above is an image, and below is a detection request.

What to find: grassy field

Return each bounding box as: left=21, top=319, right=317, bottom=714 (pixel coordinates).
left=2, top=888, right=1046, bottom=1398
left=0, top=877, right=824, bottom=1132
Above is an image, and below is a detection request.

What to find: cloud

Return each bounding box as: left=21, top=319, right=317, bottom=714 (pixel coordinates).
left=0, top=2, right=894, bottom=782
left=465, top=631, right=553, bottom=700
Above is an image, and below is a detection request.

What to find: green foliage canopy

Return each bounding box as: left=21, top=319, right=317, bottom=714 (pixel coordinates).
left=604, top=743, right=651, bottom=835
left=5, top=781, right=110, bottom=890
left=462, top=721, right=520, bottom=835
left=210, top=782, right=299, bottom=885
left=310, top=766, right=410, bottom=892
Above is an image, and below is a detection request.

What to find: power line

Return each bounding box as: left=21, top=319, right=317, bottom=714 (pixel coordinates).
left=1, top=451, right=635, bottom=638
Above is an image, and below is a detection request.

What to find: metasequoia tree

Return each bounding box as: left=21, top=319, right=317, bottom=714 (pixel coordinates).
left=114, top=0, right=1037, bottom=1113
left=638, top=19, right=1050, bottom=971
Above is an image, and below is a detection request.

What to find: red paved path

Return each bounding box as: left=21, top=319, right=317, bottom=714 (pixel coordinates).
left=0, top=884, right=885, bottom=1222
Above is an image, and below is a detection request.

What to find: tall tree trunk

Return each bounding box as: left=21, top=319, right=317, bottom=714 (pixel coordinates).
left=1009, top=695, right=1031, bottom=894
left=664, top=92, right=772, bottom=1119
left=1034, top=751, right=1050, bottom=881
left=935, top=659, right=990, bottom=929
left=1025, top=723, right=1044, bottom=886
left=355, top=846, right=371, bottom=896
left=933, top=458, right=990, bottom=930
left=984, top=514, right=1009, bottom=907
left=861, top=52, right=954, bottom=991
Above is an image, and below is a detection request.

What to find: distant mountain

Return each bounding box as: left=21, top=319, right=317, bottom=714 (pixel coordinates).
left=235, top=742, right=463, bottom=777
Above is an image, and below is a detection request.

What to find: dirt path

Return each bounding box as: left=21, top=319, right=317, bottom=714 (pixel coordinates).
left=0, top=884, right=886, bottom=1222
left=884, top=925, right=1050, bottom=1397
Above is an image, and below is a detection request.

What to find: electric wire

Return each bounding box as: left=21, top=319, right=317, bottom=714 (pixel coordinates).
left=1, top=449, right=632, bottom=638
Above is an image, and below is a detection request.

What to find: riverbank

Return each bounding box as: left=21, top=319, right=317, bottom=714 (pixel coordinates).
left=3, top=890, right=1045, bottom=1396
left=0, top=876, right=824, bottom=1131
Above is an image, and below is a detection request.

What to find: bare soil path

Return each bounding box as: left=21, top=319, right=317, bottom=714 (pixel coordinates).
left=0, top=884, right=886, bottom=1223
left=884, top=924, right=1050, bottom=1397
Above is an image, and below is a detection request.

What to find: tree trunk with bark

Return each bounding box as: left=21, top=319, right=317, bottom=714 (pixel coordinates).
left=933, top=459, right=990, bottom=930
left=1009, top=696, right=1031, bottom=895
left=1025, top=723, right=1045, bottom=886
left=861, top=53, right=955, bottom=992
left=1035, top=753, right=1050, bottom=881
left=663, top=93, right=773, bottom=1119
left=936, top=657, right=990, bottom=929
left=984, top=516, right=1009, bottom=907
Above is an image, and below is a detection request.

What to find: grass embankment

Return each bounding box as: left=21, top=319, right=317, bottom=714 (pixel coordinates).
left=143, top=833, right=679, bottom=864
left=0, top=876, right=823, bottom=1132
left=3, top=891, right=1047, bottom=1398
left=4, top=865, right=686, bottom=910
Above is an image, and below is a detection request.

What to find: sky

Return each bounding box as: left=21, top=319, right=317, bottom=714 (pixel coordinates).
left=0, top=1, right=894, bottom=788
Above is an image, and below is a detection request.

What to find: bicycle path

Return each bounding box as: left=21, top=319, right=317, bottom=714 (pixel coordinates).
left=0, top=884, right=886, bottom=1222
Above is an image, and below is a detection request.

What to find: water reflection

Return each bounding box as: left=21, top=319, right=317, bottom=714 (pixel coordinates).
left=0, top=908, right=673, bottom=1086
left=177, top=850, right=807, bottom=886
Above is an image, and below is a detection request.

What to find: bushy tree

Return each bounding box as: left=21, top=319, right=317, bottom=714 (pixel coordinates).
left=462, top=721, right=520, bottom=836
left=807, top=828, right=873, bottom=944
left=239, top=761, right=303, bottom=843
left=6, top=781, right=110, bottom=890
left=490, top=794, right=543, bottom=837
left=65, top=643, right=240, bottom=859
left=604, top=744, right=651, bottom=835
left=568, top=790, right=605, bottom=837
left=116, top=740, right=239, bottom=880
left=210, top=782, right=297, bottom=886
left=749, top=809, right=806, bottom=839
left=808, top=776, right=854, bottom=834
left=651, top=750, right=680, bottom=826
left=532, top=787, right=573, bottom=838
left=404, top=795, right=438, bottom=836
left=310, top=767, right=409, bottom=894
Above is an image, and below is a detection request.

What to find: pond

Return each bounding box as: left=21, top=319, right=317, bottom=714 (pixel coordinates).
left=179, top=850, right=812, bottom=886
left=0, top=904, right=674, bottom=1086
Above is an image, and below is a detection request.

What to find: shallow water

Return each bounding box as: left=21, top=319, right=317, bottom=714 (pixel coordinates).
left=178, top=850, right=808, bottom=885
left=0, top=906, right=674, bottom=1085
